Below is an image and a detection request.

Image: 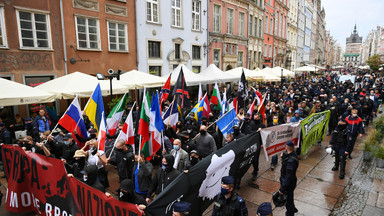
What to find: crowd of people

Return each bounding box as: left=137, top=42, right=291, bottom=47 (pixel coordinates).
left=0, top=69, right=383, bottom=215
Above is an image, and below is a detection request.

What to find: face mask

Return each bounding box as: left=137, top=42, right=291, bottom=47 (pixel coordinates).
left=200, top=130, right=207, bottom=135
left=176, top=124, right=182, bottom=128
left=64, top=140, right=70, bottom=145
left=90, top=147, right=97, bottom=155
left=244, top=118, right=250, bottom=122
left=83, top=174, right=88, bottom=182
left=161, top=163, right=167, bottom=171
left=273, top=119, right=278, bottom=124
left=173, top=145, right=180, bottom=151
left=352, top=114, right=357, bottom=117
left=116, top=148, right=123, bottom=152
left=344, top=101, right=348, bottom=104
left=366, top=97, right=369, bottom=100
left=371, top=93, right=374, bottom=95
left=233, top=129, right=240, bottom=135
left=221, top=187, right=230, bottom=195
left=288, top=110, right=292, bottom=113
left=347, top=91, right=350, bottom=93
left=90, top=134, right=97, bottom=139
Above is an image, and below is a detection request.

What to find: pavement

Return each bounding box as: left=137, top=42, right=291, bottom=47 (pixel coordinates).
left=1, top=123, right=384, bottom=216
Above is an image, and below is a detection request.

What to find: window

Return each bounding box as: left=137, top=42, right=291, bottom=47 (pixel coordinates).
left=270, top=18, right=273, bottom=34
left=0, top=7, right=7, bottom=48
left=192, top=1, right=200, bottom=31
left=254, top=17, right=258, bottom=36
left=275, top=13, right=278, bottom=36
left=213, top=5, right=221, bottom=32
left=249, top=15, right=253, bottom=36
left=171, top=0, right=181, bottom=27
left=148, top=40, right=161, bottom=58
left=192, top=66, right=201, bottom=73
left=227, top=8, right=234, bottom=34
left=259, top=19, right=262, bottom=37
left=75, top=16, right=100, bottom=49
left=149, top=66, right=161, bottom=76
left=260, top=0, right=263, bottom=8
left=269, top=45, right=272, bottom=58
left=16, top=10, right=51, bottom=49
left=147, top=0, right=159, bottom=23
left=175, top=43, right=180, bottom=59
left=239, top=12, right=245, bottom=36
left=264, top=44, right=267, bottom=57
left=107, top=21, right=128, bottom=52
left=238, top=52, right=243, bottom=67
left=280, top=14, right=283, bottom=37
left=192, top=45, right=201, bottom=59
left=213, top=49, right=220, bottom=68
left=254, top=51, right=257, bottom=61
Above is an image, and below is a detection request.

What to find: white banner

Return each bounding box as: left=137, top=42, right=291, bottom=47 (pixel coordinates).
left=260, top=122, right=301, bottom=161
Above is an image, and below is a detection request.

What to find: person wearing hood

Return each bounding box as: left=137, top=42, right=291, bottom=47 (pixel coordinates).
left=81, top=165, right=105, bottom=192
left=146, top=154, right=180, bottom=203
left=118, top=179, right=147, bottom=205
left=240, top=113, right=256, bottom=135
left=132, top=151, right=153, bottom=199
left=289, top=110, right=303, bottom=123
left=59, top=133, right=79, bottom=165
left=329, top=119, right=349, bottom=179
left=194, top=125, right=217, bottom=159
left=107, top=139, right=135, bottom=182
left=66, top=150, right=88, bottom=179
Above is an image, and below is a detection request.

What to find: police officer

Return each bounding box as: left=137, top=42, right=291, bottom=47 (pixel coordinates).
left=212, top=176, right=248, bottom=216
left=279, top=141, right=299, bottom=216
left=257, top=202, right=273, bottom=216
left=173, top=201, right=191, bottom=216
left=329, top=119, right=349, bottom=179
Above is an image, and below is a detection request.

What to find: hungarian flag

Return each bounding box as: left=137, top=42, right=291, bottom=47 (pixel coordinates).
left=203, top=94, right=211, bottom=118
left=160, top=74, right=171, bottom=106
left=114, top=102, right=135, bottom=152
left=210, top=82, right=222, bottom=111
left=172, top=68, right=190, bottom=109
left=148, top=92, right=164, bottom=160
left=97, top=112, right=107, bottom=151
left=138, top=89, right=151, bottom=158
left=106, top=93, right=128, bottom=136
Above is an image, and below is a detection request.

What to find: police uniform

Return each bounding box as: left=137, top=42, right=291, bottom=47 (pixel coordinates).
left=279, top=141, right=299, bottom=216
left=212, top=176, right=248, bottom=216
left=257, top=202, right=272, bottom=216
left=329, top=120, right=349, bottom=179
left=173, top=201, right=191, bottom=215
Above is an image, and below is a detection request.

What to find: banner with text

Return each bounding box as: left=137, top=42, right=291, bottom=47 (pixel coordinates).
left=145, top=132, right=260, bottom=216
left=260, top=122, right=301, bottom=161
left=1, top=145, right=142, bottom=216
left=300, top=110, right=331, bottom=156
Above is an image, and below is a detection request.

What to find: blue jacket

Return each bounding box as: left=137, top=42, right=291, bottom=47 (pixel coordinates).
left=289, top=116, right=303, bottom=123
left=33, top=115, right=50, bottom=133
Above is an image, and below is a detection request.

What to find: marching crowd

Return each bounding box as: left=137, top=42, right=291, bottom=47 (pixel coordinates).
left=0, top=70, right=383, bottom=215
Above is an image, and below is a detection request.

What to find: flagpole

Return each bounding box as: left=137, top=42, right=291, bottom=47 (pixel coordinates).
left=83, top=83, right=98, bottom=111
left=191, top=108, right=235, bottom=141
left=167, top=96, right=176, bottom=128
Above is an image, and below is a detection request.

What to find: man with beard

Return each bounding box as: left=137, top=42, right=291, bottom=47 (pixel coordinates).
left=195, top=125, right=217, bottom=159
left=107, top=139, right=135, bottom=182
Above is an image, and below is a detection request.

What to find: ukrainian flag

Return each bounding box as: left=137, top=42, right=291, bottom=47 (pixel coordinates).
left=84, top=83, right=105, bottom=132
left=187, top=94, right=205, bottom=123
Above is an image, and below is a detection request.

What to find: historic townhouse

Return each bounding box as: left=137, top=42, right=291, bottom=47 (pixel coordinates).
left=136, top=0, right=208, bottom=75
left=248, top=0, right=265, bottom=70
left=287, top=0, right=298, bottom=71
left=209, top=0, right=249, bottom=71
left=273, top=0, right=289, bottom=67
left=262, top=0, right=274, bottom=68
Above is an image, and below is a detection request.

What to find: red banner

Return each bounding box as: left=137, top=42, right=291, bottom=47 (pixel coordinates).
left=1, top=145, right=142, bottom=216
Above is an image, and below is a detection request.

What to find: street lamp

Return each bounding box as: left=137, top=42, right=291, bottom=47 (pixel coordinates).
left=96, top=69, right=122, bottom=101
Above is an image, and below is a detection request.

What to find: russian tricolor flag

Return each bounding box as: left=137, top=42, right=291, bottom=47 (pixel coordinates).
left=58, top=95, right=88, bottom=143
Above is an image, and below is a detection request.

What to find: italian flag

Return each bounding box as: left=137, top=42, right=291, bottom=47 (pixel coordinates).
left=138, top=90, right=151, bottom=159
left=106, top=93, right=128, bottom=136
left=210, top=82, right=222, bottom=110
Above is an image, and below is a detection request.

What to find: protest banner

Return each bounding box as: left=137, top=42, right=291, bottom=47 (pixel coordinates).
left=300, top=110, right=331, bottom=156
left=1, top=145, right=142, bottom=216
left=260, top=122, right=301, bottom=161
left=145, top=132, right=260, bottom=216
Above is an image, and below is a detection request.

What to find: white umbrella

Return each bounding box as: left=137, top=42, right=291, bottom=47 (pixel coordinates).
left=225, top=67, right=264, bottom=80
left=294, top=66, right=317, bottom=72
left=199, top=64, right=238, bottom=83
left=36, top=71, right=128, bottom=99
left=0, top=78, right=55, bottom=106
left=119, top=70, right=167, bottom=89
left=167, top=64, right=207, bottom=86
left=256, top=68, right=282, bottom=82
left=271, top=66, right=295, bottom=78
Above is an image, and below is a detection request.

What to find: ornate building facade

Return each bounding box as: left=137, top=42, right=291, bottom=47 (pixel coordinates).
left=343, top=25, right=362, bottom=68
left=248, top=0, right=265, bottom=70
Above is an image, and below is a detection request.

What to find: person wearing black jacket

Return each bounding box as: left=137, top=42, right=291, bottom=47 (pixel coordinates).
left=107, top=139, right=135, bottom=182
left=81, top=165, right=105, bottom=192
left=329, top=119, right=349, bottom=179
left=250, top=113, right=266, bottom=182
left=146, top=154, right=180, bottom=203
left=133, top=152, right=153, bottom=198
left=240, top=113, right=256, bottom=135
left=60, top=134, right=79, bottom=165
left=118, top=179, right=147, bottom=205
left=279, top=141, right=299, bottom=216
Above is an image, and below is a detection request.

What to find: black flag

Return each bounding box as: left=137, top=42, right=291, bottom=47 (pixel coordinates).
left=237, top=69, right=249, bottom=109
left=172, top=67, right=191, bottom=109
left=145, top=132, right=260, bottom=216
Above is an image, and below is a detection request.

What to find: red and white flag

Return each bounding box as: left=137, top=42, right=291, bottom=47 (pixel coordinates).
left=97, top=112, right=107, bottom=151
left=247, top=98, right=257, bottom=116
left=203, top=93, right=211, bottom=118
left=114, top=102, right=136, bottom=152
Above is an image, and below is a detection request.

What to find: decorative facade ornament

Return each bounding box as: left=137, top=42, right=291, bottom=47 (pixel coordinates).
left=73, top=0, right=99, bottom=12
left=105, top=3, right=127, bottom=17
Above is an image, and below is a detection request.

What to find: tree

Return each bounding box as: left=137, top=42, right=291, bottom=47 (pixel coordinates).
left=366, top=55, right=384, bottom=71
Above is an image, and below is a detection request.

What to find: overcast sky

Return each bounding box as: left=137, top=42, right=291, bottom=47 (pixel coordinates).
left=322, top=0, right=384, bottom=50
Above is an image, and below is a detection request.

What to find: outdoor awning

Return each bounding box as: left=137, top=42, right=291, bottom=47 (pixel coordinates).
left=167, top=64, right=207, bottom=86
left=271, top=66, right=295, bottom=78
left=199, top=64, right=238, bottom=83
left=119, top=70, right=167, bottom=89
left=35, top=71, right=128, bottom=99
left=225, top=67, right=264, bottom=80
left=0, top=78, right=55, bottom=106
left=255, top=68, right=282, bottom=82
left=294, top=66, right=317, bottom=72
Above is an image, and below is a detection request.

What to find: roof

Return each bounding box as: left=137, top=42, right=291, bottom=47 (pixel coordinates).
left=344, top=53, right=359, bottom=57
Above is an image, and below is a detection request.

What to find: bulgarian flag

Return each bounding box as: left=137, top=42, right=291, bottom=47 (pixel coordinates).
left=97, top=112, right=107, bottom=151
left=138, top=89, right=151, bottom=159
left=210, top=82, right=222, bottom=110
left=114, top=101, right=136, bottom=149
left=106, top=93, right=128, bottom=136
